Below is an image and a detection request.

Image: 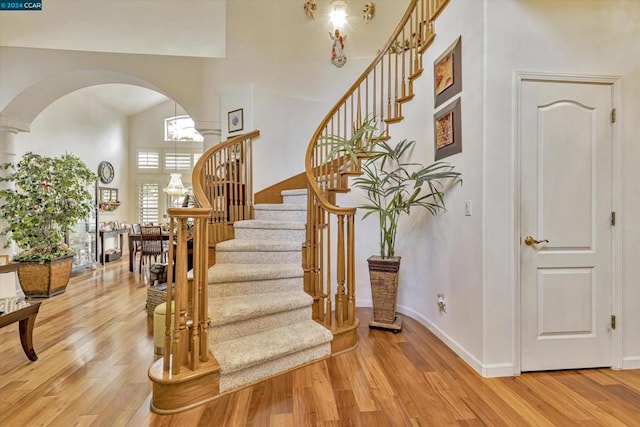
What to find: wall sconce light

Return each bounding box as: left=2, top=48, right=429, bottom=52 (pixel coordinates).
left=303, top=0, right=375, bottom=25
left=329, top=0, right=348, bottom=27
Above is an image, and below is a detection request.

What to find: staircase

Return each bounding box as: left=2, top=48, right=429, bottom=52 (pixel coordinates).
left=208, top=189, right=332, bottom=393
left=149, top=0, right=451, bottom=414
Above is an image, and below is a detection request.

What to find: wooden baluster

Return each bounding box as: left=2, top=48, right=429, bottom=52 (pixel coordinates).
left=387, top=49, right=391, bottom=120
left=394, top=38, right=399, bottom=118
left=401, top=28, right=406, bottom=99
left=163, top=217, right=175, bottom=372
left=242, top=140, right=249, bottom=220
left=197, top=216, right=209, bottom=362
left=324, top=207, right=331, bottom=326
left=413, top=9, right=420, bottom=74
left=170, top=220, right=180, bottom=374
left=347, top=214, right=355, bottom=324
left=315, top=199, right=323, bottom=322
left=373, top=66, right=377, bottom=119
left=336, top=214, right=345, bottom=327
left=174, top=218, right=189, bottom=373
left=190, top=217, right=200, bottom=370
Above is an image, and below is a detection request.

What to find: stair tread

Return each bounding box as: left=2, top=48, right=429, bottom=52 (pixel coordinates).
left=254, top=204, right=306, bottom=211
left=234, top=220, right=305, bottom=230
left=281, top=189, right=307, bottom=197
left=210, top=291, right=311, bottom=325
left=209, top=263, right=302, bottom=284
left=216, top=239, right=302, bottom=251
left=213, top=320, right=333, bottom=374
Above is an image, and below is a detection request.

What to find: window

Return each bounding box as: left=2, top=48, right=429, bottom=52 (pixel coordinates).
left=139, top=183, right=159, bottom=224
left=165, top=115, right=203, bottom=142
left=165, top=152, right=192, bottom=170
left=193, top=152, right=202, bottom=166
left=137, top=151, right=160, bottom=170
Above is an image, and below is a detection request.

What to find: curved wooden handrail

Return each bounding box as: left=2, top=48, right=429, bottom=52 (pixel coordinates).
left=305, top=0, right=447, bottom=213
left=303, top=0, right=450, bottom=330
left=151, top=129, right=261, bottom=385
left=192, top=130, right=261, bottom=211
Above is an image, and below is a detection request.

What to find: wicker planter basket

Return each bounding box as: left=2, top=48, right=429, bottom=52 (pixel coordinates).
left=367, top=255, right=403, bottom=331
left=17, top=255, right=74, bottom=298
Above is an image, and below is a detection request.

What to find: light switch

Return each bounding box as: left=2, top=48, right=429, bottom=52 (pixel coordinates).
left=464, top=200, right=472, bottom=216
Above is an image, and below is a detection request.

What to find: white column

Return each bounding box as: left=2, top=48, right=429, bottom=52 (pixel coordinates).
left=0, top=125, right=18, bottom=252
left=0, top=126, right=22, bottom=298
left=195, top=121, right=222, bottom=152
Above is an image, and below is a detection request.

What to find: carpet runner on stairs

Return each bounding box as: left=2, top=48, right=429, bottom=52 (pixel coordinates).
left=208, top=189, right=333, bottom=393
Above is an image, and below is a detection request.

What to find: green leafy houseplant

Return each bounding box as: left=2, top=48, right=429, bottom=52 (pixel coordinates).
left=0, top=152, right=98, bottom=263
left=322, top=120, right=461, bottom=258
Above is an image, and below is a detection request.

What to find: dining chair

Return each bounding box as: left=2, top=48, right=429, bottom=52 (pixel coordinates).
left=139, top=225, right=168, bottom=277
left=132, top=223, right=142, bottom=271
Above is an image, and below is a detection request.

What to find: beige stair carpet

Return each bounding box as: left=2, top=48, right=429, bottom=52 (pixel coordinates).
left=208, top=189, right=333, bottom=393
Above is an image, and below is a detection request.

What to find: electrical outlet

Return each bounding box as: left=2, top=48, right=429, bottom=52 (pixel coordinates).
left=437, top=294, right=447, bottom=313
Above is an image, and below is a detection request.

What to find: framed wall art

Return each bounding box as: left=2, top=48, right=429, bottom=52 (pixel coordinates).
left=434, top=36, right=462, bottom=108
left=0, top=255, right=9, bottom=266
left=434, top=98, right=461, bottom=160
left=228, top=108, right=244, bottom=133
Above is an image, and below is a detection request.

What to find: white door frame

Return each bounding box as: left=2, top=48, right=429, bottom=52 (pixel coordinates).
left=513, top=71, right=621, bottom=374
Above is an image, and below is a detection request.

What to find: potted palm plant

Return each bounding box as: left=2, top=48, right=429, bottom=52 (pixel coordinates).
left=322, top=120, right=461, bottom=331
left=0, top=152, right=98, bottom=297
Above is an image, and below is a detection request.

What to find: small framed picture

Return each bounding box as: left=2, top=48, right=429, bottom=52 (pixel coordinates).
left=0, top=255, right=9, bottom=266
left=228, top=108, right=244, bottom=133
left=434, top=36, right=462, bottom=108
left=434, top=98, right=462, bottom=160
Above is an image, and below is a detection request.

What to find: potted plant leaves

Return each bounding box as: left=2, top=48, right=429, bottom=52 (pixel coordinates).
left=0, top=152, right=98, bottom=297
left=322, top=120, right=461, bottom=331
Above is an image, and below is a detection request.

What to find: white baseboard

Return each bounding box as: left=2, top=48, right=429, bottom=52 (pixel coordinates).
left=398, top=305, right=516, bottom=378
left=356, top=299, right=515, bottom=378
left=622, top=356, right=640, bottom=370
left=357, top=301, right=640, bottom=376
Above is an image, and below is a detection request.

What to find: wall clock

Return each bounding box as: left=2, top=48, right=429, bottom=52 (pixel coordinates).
left=98, top=161, right=114, bottom=184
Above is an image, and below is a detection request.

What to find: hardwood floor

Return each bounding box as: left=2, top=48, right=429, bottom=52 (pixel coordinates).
left=1, top=259, right=639, bottom=426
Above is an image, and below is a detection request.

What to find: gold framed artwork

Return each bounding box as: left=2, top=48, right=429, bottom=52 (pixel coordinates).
left=228, top=108, right=244, bottom=133
left=434, top=36, right=462, bottom=108
left=0, top=255, right=9, bottom=266
left=434, top=98, right=461, bottom=160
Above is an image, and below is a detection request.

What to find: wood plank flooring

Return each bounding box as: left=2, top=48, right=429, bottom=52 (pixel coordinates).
left=1, top=259, right=639, bottom=426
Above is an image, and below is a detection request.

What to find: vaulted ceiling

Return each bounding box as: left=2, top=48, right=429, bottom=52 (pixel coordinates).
left=0, top=0, right=226, bottom=58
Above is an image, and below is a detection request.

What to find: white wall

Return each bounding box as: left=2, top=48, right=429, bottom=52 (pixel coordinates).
left=352, top=0, right=640, bottom=376
left=351, top=0, right=640, bottom=376
left=220, top=84, right=325, bottom=191
left=0, top=0, right=226, bottom=58
left=349, top=0, right=486, bottom=371
left=482, top=0, right=640, bottom=371
left=129, top=100, right=204, bottom=219
left=215, top=0, right=407, bottom=102
left=16, top=89, right=131, bottom=253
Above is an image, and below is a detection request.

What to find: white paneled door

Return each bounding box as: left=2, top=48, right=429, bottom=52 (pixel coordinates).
left=520, top=78, right=614, bottom=371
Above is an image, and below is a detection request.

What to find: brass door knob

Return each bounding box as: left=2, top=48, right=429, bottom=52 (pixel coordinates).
left=524, top=235, right=550, bottom=246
